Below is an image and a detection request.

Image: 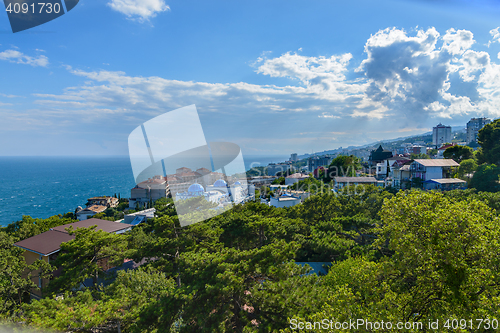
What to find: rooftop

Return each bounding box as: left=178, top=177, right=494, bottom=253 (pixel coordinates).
left=51, top=218, right=133, bottom=234
left=425, top=178, right=467, bottom=184
left=413, top=159, right=459, bottom=167
left=334, top=177, right=377, bottom=183
left=14, top=230, right=75, bottom=256
left=286, top=173, right=309, bottom=179
left=79, top=205, right=107, bottom=214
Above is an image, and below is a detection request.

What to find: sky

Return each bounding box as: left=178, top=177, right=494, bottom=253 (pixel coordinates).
left=1, top=0, right=500, bottom=157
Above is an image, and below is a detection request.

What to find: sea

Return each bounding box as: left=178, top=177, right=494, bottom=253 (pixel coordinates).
left=0, top=155, right=289, bottom=227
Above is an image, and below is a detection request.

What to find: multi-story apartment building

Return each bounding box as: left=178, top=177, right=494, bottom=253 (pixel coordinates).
left=307, top=155, right=333, bottom=173
left=129, top=176, right=170, bottom=208
left=466, top=117, right=491, bottom=143
left=432, top=123, right=452, bottom=147
left=267, top=162, right=293, bottom=176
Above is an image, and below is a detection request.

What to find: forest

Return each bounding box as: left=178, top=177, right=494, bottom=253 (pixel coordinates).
left=1, top=185, right=500, bottom=332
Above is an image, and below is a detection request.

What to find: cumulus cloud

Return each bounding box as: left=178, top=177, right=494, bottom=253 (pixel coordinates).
left=487, top=27, right=500, bottom=47
left=36, top=28, right=500, bottom=124
left=355, top=27, right=500, bottom=121
left=0, top=49, right=48, bottom=67
left=24, top=26, right=500, bottom=153
left=108, top=0, right=169, bottom=21
left=256, top=52, right=353, bottom=85
left=442, top=28, right=475, bottom=55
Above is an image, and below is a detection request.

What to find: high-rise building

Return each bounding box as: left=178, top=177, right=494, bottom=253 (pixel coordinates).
left=466, top=117, right=491, bottom=143
left=290, top=153, right=298, bottom=162
left=307, top=155, right=333, bottom=172
left=432, top=123, right=452, bottom=147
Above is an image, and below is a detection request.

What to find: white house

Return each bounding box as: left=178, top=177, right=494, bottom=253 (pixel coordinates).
left=270, top=194, right=301, bottom=208
left=76, top=205, right=107, bottom=221
left=285, top=173, right=310, bottom=186
left=410, top=159, right=459, bottom=181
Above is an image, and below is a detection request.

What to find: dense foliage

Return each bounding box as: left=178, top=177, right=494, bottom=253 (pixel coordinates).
left=1, top=187, right=499, bottom=332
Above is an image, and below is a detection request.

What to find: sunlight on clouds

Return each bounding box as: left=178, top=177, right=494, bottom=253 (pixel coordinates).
left=442, top=28, right=475, bottom=55
left=28, top=26, right=500, bottom=138
left=255, top=52, right=352, bottom=85
left=108, top=0, right=170, bottom=21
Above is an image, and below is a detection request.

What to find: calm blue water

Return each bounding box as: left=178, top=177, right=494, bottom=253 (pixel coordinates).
left=0, top=154, right=290, bottom=227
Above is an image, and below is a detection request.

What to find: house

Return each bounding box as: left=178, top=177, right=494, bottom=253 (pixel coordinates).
left=436, top=143, right=455, bottom=159
left=269, top=184, right=289, bottom=192
left=287, top=190, right=311, bottom=202
left=270, top=194, right=301, bottom=208
left=423, top=178, right=467, bottom=190
left=13, top=219, right=133, bottom=298
left=408, top=145, right=427, bottom=155
left=410, top=159, right=459, bottom=181
left=285, top=173, right=310, bottom=186
left=76, top=205, right=107, bottom=221
left=334, top=177, right=378, bottom=189
left=369, top=145, right=393, bottom=166
left=124, top=208, right=156, bottom=226
left=392, top=164, right=411, bottom=189
left=86, top=196, right=119, bottom=208
left=130, top=176, right=170, bottom=208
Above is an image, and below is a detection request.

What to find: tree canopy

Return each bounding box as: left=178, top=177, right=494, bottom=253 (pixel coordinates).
left=477, top=118, right=500, bottom=165
left=443, top=145, right=474, bottom=163
left=4, top=187, right=500, bottom=332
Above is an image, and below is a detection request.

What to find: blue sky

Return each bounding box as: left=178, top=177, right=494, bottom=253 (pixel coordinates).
left=1, top=0, right=500, bottom=157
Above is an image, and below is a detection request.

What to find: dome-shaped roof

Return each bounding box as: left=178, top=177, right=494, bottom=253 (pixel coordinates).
left=214, top=179, right=227, bottom=187
left=188, top=183, right=205, bottom=193
left=234, top=181, right=241, bottom=185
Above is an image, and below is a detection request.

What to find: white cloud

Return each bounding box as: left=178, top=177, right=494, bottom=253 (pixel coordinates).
left=0, top=49, right=48, bottom=67
left=487, top=27, right=500, bottom=47
left=318, top=112, right=341, bottom=119
left=108, top=0, right=170, bottom=21
left=256, top=52, right=353, bottom=85
left=19, top=26, right=500, bottom=154
left=442, top=28, right=474, bottom=55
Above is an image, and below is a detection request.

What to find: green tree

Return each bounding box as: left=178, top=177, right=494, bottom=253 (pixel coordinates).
left=0, top=232, right=51, bottom=316
left=477, top=118, right=500, bottom=164
left=292, top=175, right=324, bottom=194
left=428, top=148, right=438, bottom=157
left=410, top=153, right=430, bottom=159
left=48, top=226, right=127, bottom=294
left=411, top=177, right=424, bottom=189
left=458, top=158, right=477, bottom=180
left=376, top=191, right=500, bottom=321
left=271, top=177, right=285, bottom=185
left=1, top=214, right=77, bottom=242
left=469, top=163, right=500, bottom=192
left=325, top=155, right=361, bottom=180
left=443, top=145, right=474, bottom=163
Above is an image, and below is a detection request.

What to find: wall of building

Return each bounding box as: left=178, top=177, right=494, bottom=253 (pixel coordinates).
left=425, top=166, right=444, bottom=180
left=22, top=251, right=49, bottom=298
left=270, top=197, right=300, bottom=208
